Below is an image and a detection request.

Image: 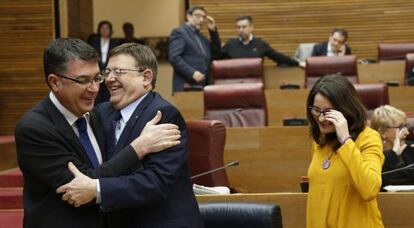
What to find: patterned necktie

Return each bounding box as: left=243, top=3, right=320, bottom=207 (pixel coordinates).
left=76, top=117, right=99, bottom=168
left=111, top=110, right=122, bottom=146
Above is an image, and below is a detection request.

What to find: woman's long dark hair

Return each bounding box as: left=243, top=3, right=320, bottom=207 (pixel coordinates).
left=306, top=74, right=367, bottom=148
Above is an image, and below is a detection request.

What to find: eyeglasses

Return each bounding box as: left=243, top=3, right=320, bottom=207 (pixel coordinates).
left=387, top=123, right=409, bottom=130
left=308, top=106, right=332, bottom=117
left=192, top=13, right=206, bottom=19
left=103, top=68, right=145, bottom=78
left=55, top=73, right=105, bottom=85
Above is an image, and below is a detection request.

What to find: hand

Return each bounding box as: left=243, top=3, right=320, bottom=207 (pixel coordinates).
left=324, top=110, right=350, bottom=143
left=192, top=71, right=205, bottom=82
left=206, top=16, right=216, bottom=31
left=131, top=111, right=181, bottom=159
left=56, top=162, right=97, bottom=207
left=299, top=61, right=306, bottom=68
left=337, top=45, right=346, bottom=56
left=392, top=128, right=407, bottom=155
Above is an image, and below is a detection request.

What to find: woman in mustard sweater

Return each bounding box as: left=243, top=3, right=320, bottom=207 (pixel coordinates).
left=306, top=74, right=384, bottom=228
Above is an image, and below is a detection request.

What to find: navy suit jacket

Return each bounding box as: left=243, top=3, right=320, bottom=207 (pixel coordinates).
left=311, top=41, right=351, bottom=56
left=168, top=24, right=212, bottom=92
left=15, top=96, right=142, bottom=228
left=96, top=92, right=203, bottom=228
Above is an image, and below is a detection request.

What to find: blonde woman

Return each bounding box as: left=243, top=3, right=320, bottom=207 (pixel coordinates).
left=371, top=105, right=414, bottom=186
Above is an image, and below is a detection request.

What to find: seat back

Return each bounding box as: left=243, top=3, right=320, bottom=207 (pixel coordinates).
left=294, top=43, right=316, bottom=62
left=199, top=202, right=283, bottom=228
left=305, top=55, right=358, bottom=88
left=354, top=83, right=389, bottom=112
left=406, top=116, right=414, bottom=143
left=186, top=120, right=229, bottom=187
left=211, top=58, right=264, bottom=85
left=405, top=53, right=414, bottom=85
left=378, top=43, right=414, bottom=62
left=204, top=83, right=268, bottom=127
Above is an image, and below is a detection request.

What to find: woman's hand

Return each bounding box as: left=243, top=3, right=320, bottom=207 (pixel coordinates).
left=392, top=128, right=407, bottom=155
left=325, top=109, right=350, bottom=143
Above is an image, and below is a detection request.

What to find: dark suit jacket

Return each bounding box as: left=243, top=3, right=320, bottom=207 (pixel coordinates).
left=89, top=36, right=119, bottom=105
left=95, top=92, right=203, bottom=228
left=168, top=24, right=212, bottom=92
left=15, top=95, right=140, bottom=228
left=311, top=41, right=352, bottom=56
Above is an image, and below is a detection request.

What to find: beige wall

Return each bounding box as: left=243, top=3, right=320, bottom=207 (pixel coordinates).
left=93, top=0, right=184, bottom=37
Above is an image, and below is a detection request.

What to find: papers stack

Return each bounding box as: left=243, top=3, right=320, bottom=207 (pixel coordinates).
left=193, top=184, right=230, bottom=195
left=383, top=185, right=414, bottom=192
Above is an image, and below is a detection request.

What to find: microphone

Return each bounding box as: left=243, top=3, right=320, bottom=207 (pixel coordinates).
left=191, top=161, right=239, bottom=179
left=382, top=163, right=414, bottom=175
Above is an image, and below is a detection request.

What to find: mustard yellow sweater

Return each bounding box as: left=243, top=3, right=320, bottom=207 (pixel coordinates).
left=307, top=127, right=384, bottom=228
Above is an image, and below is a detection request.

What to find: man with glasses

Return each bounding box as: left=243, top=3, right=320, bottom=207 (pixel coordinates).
left=57, top=43, right=204, bottom=227
left=15, top=38, right=181, bottom=228
left=168, top=5, right=220, bottom=92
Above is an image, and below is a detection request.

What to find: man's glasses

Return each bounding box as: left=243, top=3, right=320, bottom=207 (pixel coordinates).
left=102, top=68, right=145, bottom=78
left=387, top=123, right=409, bottom=130
left=308, top=106, right=332, bottom=117
left=192, top=13, right=206, bottom=19
left=55, top=73, right=105, bottom=85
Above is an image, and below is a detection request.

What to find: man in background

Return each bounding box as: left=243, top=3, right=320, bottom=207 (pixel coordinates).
left=311, top=28, right=352, bottom=57
left=119, top=22, right=145, bottom=45
left=212, top=15, right=299, bottom=66
left=168, top=5, right=219, bottom=92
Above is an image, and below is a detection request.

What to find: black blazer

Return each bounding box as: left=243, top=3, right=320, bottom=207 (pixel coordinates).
left=311, top=41, right=352, bottom=56
left=15, top=96, right=140, bottom=228
left=96, top=92, right=204, bottom=228
left=168, top=24, right=212, bottom=92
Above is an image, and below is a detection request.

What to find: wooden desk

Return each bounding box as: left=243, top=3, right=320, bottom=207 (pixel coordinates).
left=173, top=86, right=414, bottom=126
left=224, top=126, right=311, bottom=193
left=197, top=192, right=414, bottom=228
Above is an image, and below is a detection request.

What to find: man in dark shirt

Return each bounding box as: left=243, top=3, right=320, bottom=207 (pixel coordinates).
left=311, top=28, right=352, bottom=57
left=212, top=15, right=299, bottom=66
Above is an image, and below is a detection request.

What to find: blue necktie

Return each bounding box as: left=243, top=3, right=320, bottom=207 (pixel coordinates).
left=76, top=117, right=99, bottom=168
left=111, top=110, right=122, bottom=146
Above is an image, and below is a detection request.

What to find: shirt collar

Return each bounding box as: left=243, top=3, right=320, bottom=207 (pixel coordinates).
left=239, top=33, right=254, bottom=45
left=49, top=92, right=89, bottom=126
left=327, top=42, right=337, bottom=56
left=119, top=92, right=150, bottom=123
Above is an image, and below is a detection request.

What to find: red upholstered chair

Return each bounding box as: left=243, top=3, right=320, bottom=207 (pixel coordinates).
left=203, top=83, right=268, bottom=127
left=354, top=83, right=389, bottom=114
left=378, top=43, right=414, bottom=62
left=186, top=119, right=229, bottom=187
left=405, top=53, right=414, bottom=85
left=305, top=55, right=359, bottom=88
left=406, top=116, right=414, bottom=143
left=211, top=58, right=264, bottom=85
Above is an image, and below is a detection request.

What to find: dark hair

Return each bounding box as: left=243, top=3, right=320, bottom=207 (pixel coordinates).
left=109, top=43, right=158, bottom=89
left=122, top=22, right=133, bottom=31
left=235, top=15, right=253, bottom=24
left=97, top=20, right=113, bottom=36
left=43, top=38, right=99, bottom=86
left=331, top=28, right=348, bottom=42
left=306, top=74, right=366, bottom=147
left=186, top=5, right=207, bottom=15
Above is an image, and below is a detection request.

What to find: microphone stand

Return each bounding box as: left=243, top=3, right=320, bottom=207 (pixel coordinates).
left=382, top=162, right=414, bottom=175
left=191, top=161, right=239, bottom=179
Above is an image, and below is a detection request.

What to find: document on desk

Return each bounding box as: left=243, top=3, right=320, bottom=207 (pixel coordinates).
left=192, top=184, right=230, bottom=195
left=383, top=185, right=414, bottom=192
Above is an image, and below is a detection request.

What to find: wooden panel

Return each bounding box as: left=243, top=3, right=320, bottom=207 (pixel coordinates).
left=197, top=192, right=414, bottom=228
left=191, top=0, right=414, bottom=60
left=0, top=0, right=54, bottom=134
left=223, top=126, right=312, bottom=192
left=67, top=0, right=93, bottom=40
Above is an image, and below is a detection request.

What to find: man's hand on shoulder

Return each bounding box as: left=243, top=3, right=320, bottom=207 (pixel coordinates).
left=131, top=111, right=181, bottom=159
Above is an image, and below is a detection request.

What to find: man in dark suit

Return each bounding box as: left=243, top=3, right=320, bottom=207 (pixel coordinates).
left=311, top=28, right=352, bottom=57
left=168, top=5, right=219, bottom=92
left=15, top=38, right=181, bottom=228
left=57, top=43, right=204, bottom=227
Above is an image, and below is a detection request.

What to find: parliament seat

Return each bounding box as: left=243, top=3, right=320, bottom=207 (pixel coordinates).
left=378, top=43, right=414, bottom=62
left=199, top=202, right=283, bottom=228
left=186, top=120, right=229, bottom=187
left=203, top=83, right=268, bottom=127
left=354, top=83, right=389, bottom=113
left=405, top=53, right=414, bottom=85
left=211, top=58, right=264, bottom=85
left=294, top=43, right=315, bottom=62
left=406, top=116, right=414, bottom=143
left=305, top=55, right=359, bottom=88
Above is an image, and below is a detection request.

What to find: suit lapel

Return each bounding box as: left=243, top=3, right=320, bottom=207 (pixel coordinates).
left=89, top=111, right=107, bottom=161
left=113, top=92, right=155, bottom=153
left=43, top=97, right=93, bottom=165
left=183, top=25, right=205, bottom=56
